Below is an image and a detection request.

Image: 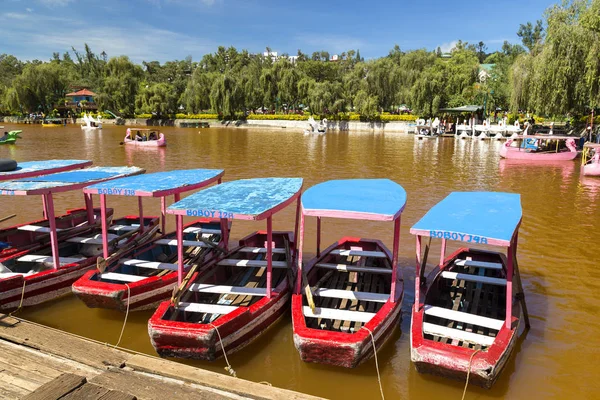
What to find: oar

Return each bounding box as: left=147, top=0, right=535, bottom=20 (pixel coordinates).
left=512, top=252, right=531, bottom=329
left=0, top=214, right=16, bottom=223
left=283, top=237, right=296, bottom=292
left=195, top=234, right=227, bottom=254
left=97, top=225, right=159, bottom=273
left=419, top=236, right=433, bottom=284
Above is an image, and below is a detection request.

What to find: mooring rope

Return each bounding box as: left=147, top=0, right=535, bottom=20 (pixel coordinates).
left=209, top=323, right=236, bottom=378
left=8, top=280, right=27, bottom=318
left=364, top=326, right=384, bottom=400
left=114, top=284, right=131, bottom=348
left=461, top=348, right=481, bottom=400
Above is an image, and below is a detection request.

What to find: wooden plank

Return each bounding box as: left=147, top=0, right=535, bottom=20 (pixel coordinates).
left=313, top=288, right=389, bottom=303
left=99, top=391, right=137, bottom=400
left=176, top=302, right=238, bottom=315
left=60, top=383, right=110, bottom=400
left=21, top=373, right=86, bottom=400
left=18, top=225, right=64, bottom=233
left=422, top=322, right=495, bottom=346
left=315, top=263, right=392, bottom=274
left=183, top=227, right=221, bottom=235
left=454, top=259, right=503, bottom=270
left=441, top=271, right=507, bottom=286
left=424, top=305, right=504, bottom=330
left=188, top=284, right=267, bottom=297
left=108, top=225, right=139, bottom=232
left=17, top=255, right=85, bottom=264
left=66, top=237, right=104, bottom=245
left=330, top=249, right=387, bottom=258
left=100, top=273, right=145, bottom=283
left=154, top=239, right=208, bottom=248
left=238, top=246, right=286, bottom=254
left=303, top=306, right=375, bottom=323
left=120, top=259, right=185, bottom=271
left=217, top=259, right=287, bottom=268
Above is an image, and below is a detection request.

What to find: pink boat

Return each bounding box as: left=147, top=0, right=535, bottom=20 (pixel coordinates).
left=582, top=143, right=600, bottom=176
left=124, top=128, right=166, bottom=147
left=500, top=135, right=578, bottom=161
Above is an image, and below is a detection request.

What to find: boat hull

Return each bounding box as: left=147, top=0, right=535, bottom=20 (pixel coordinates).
left=500, top=140, right=577, bottom=161
left=582, top=162, right=600, bottom=176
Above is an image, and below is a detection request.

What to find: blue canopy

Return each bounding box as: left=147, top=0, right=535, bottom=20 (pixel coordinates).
left=301, top=179, right=407, bottom=221
left=410, top=192, right=522, bottom=246
left=0, top=159, right=91, bottom=181
left=167, top=178, right=303, bottom=220
left=0, top=166, right=144, bottom=195
left=84, top=169, right=224, bottom=197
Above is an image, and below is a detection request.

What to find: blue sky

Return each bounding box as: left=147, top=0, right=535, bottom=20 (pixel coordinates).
left=1, top=0, right=553, bottom=63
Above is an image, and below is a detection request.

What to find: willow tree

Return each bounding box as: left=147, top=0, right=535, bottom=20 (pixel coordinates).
left=210, top=73, right=242, bottom=116
left=97, top=56, right=143, bottom=117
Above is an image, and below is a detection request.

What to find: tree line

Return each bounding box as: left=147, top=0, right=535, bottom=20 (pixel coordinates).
left=0, top=0, right=598, bottom=120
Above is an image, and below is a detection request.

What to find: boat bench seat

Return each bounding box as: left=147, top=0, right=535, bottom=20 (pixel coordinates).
left=441, top=271, right=506, bottom=286
left=17, top=255, right=85, bottom=264
left=454, top=259, right=503, bottom=270
left=313, top=288, right=389, bottom=303
left=177, top=302, right=238, bottom=315
left=303, top=306, right=376, bottom=323
left=154, top=239, right=209, bottom=248
left=120, top=258, right=186, bottom=271
left=183, top=227, right=221, bottom=235
left=100, top=272, right=145, bottom=283
left=424, top=305, right=504, bottom=330
left=217, top=259, right=288, bottom=268
left=17, top=225, right=64, bottom=233
left=422, top=322, right=495, bottom=346
left=189, top=284, right=268, bottom=297
left=66, top=236, right=104, bottom=245
left=238, top=247, right=286, bottom=254
left=315, top=263, right=392, bottom=274
left=109, top=225, right=140, bottom=232
left=330, top=249, right=387, bottom=258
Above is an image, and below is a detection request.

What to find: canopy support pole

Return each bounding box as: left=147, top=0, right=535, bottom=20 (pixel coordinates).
left=506, top=243, right=514, bottom=329
left=414, top=235, right=422, bottom=312
left=295, top=211, right=305, bottom=295
left=316, top=217, right=321, bottom=257
left=293, top=198, right=300, bottom=254
left=84, top=193, right=94, bottom=224
left=512, top=233, right=530, bottom=329
left=266, top=216, right=273, bottom=299
left=390, top=216, right=401, bottom=302
left=44, top=193, right=60, bottom=270
left=176, top=214, right=184, bottom=285
left=220, top=218, right=229, bottom=252
left=138, top=197, right=144, bottom=234
left=100, top=194, right=109, bottom=259
left=439, top=239, right=447, bottom=266
left=161, top=196, right=166, bottom=234
left=41, top=195, right=47, bottom=219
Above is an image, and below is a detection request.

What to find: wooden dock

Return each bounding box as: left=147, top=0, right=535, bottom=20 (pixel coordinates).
left=0, top=314, right=322, bottom=400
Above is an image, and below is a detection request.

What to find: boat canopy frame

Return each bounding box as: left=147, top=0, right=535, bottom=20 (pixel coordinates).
left=166, top=177, right=303, bottom=296
left=410, top=191, right=523, bottom=329
left=84, top=169, right=224, bottom=259
left=297, top=179, right=407, bottom=301
left=0, top=166, right=145, bottom=269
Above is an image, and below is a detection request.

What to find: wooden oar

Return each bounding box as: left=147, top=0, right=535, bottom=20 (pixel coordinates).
left=419, top=236, right=433, bottom=284
left=0, top=214, right=16, bottom=223
left=97, top=225, right=159, bottom=273
left=299, top=252, right=316, bottom=312
left=283, top=237, right=296, bottom=292
left=512, top=252, right=531, bottom=329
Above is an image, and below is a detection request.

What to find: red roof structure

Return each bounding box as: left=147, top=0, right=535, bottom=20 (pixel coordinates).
left=65, top=89, right=97, bottom=97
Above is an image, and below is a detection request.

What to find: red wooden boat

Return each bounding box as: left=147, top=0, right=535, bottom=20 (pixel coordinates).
left=72, top=169, right=228, bottom=312
left=409, top=192, right=528, bottom=388
left=292, top=179, right=406, bottom=368
left=148, top=177, right=302, bottom=360
left=0, top=166, right=155, bottom=312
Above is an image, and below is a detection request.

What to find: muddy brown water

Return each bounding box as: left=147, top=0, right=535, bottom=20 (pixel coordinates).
left=1, top=123, right=599, bottom=399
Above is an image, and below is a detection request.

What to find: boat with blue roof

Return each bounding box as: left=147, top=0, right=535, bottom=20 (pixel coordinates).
left=72, top=169, right=230, bottom=312
left=292, top=179, right=406, bottom=368
left=148, top=177, right=302, bottom=361
left=410, top=192, right=529, bottom=388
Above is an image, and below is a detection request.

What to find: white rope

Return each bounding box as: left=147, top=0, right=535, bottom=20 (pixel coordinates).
left=364, top=327, right=384, bottom=400
left=114, top=284, right=131, bottom=348
left=461, top=348, right=481, bottom=400
left=209, top=323, right=236, bottom=378
left=8, top=280, right=26, bottom=318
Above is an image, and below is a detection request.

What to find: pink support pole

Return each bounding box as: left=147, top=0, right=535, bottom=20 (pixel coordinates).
left=138, top=196, right=144, bottom=233
left=220, top=218, right=229, bottom=252
left=390, top=216, right=401, bottom=302
left=266, top=216, right=273, bottom=299
left=176, top=215, right=184, bottom=285
left=414, top=235, right=422, bottom=312
left=295, top=212, right=305, bottom=295
left=293, top=198, right=300, bottom=254
left=44, top=193, right=60, bottom=270
left=174, top=193, right=181, bottom=202
left=84, top=193, right=94, bottom=224
left=161, top=196, right=166, bottom=234
left=506, top=244, right=514, bottom=329
left=100, top=194, right=109, bottom=259
left=316, top=217, right=321, bottom=257
left=439, top=238, right=447, bottom=267
left=42, top=195, right=47, bottom=219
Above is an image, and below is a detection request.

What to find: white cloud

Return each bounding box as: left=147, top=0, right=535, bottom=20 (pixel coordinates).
left=37, top=0, right=75, bottom=6
left=438, top=40, right=458, bottom=53
left=26, top=8, right=33, bottom=12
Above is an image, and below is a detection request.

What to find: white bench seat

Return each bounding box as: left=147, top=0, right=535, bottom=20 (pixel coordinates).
left=303, top=306, right=376, bottom=323
left=422, top=322, right=496, bottom=346
left=66, top=236, right=104, bottom=245
left=441, top=271, right=506, bottom=286
left=17, top=255, right=85, bottom=264
left=183, top=227, right=221, bottom=235
left=217, top=259, right=288, bottom=268
left=424, top=305, right=504, bottom=330
left=455, top=259, right=503, bottom=270
left=109, top=225, right=140, bottom=232
left=177, top=302, right=238, bottom=315
left=188, top=284, right=268, bottom=297
left=17, top=225, right=63, bottom=233
left=154, top=239, right=208, bottom=248
left=313, top=288, right=389, bottom=303
left=330, top=249, right=387, bottom=258
left=238, top=247, right=286, bottom=254
left=120, top=258, right=185, bottom=271
left=315, top=263, right=392, bottom=275
left=100, top=272, right=145, bottom=283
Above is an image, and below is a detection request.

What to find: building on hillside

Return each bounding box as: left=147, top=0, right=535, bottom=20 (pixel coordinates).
left=478, top=64, right=495, bottom=82
left=58, top=88, right=98, bottom=117
left=329, top=54, right=339, bottom=62
left=263, top=51, right=278, bottom=62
